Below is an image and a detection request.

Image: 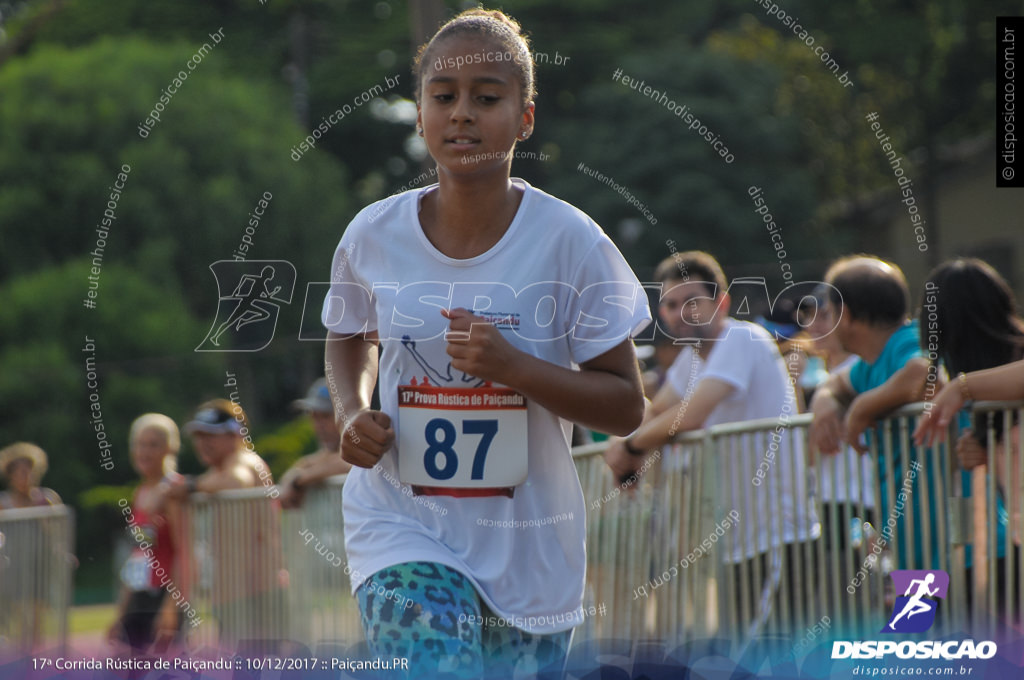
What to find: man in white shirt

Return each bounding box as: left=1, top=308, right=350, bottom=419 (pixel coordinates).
left=604, top=251, right=820, bottom=633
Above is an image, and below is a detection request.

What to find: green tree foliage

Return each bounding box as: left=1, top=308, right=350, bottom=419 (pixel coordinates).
left=708, top=18, right=869, bottom=254
left=0, top=260, right=220, bottom=572
left=0, top=36, right=353, bottom=598
left=544, top=43, right=819, bottom=284
left=0, top=37, right=349, bottom=296
left=0, top=35, right=353, bottom=417
left=7, top=0, right=417, bottom=207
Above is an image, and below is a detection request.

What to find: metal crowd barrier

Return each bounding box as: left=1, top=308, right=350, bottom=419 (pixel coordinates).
left=0, top=504, right=74, bottom=653
left=569, top=400, right=1024, bottom=645
left=168, top=400, right=1023, bottom=649
left=964, top=399, right=1024, bottom=635
left=177, top=481, right=361, bottom=650
left=180, top=488, right=289, bottom=652
left=573, top=433, right=715, bottom=642
left=280, top=478, right=363, bottom=644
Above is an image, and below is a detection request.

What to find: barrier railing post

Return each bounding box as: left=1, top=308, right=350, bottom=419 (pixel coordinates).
left=159, top=400, right=1024, bottom=653
left=0, top=505, right=74, bottom=654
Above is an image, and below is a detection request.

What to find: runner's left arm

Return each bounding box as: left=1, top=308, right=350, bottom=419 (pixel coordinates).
left=443, top=308, right=644, bottom=436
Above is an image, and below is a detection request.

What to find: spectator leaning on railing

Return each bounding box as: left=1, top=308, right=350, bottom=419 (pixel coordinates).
left=910, top=259, right=1023, bottom=621
left=169, top=400, right=274, bottom=495
left=604, top=250, right=820, bottom=628
left=168, top=400, right=287, bottom=652
left=808, top=255, right=931, bottom=568
left=912, top=259, right=1024, bottom=452
left=279, top=378, right=351, bottom=510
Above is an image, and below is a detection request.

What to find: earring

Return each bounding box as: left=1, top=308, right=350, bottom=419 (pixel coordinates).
left=519, top=131, right=530, bottom=140
left=416, top=126, right=423, bottom=137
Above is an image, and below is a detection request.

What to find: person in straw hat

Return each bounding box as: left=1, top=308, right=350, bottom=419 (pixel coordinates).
left=0, top=442, right=64, bottom=652
left=0, top=442, right=61, bottom=509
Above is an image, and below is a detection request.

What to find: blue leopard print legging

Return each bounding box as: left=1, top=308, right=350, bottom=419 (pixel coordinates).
left=355, top=561, right=572, bottom=679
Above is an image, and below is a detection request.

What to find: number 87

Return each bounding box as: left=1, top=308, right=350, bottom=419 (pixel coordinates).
left=423, top=418, right=498, bottom=481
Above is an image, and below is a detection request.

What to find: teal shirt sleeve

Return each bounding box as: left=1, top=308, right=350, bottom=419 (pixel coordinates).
left=886, top=321, right=924, bottom=370
left=849, top=359, right=868, bottom=395
left=849, top=322, right=923, bottom=395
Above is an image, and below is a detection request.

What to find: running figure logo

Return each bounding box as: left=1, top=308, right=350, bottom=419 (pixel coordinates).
left=882, top=570, right=949, bottom=634
left=196, top=260, right=296, bottom=352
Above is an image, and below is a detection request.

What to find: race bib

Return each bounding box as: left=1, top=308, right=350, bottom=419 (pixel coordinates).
left=398, top=385, right=528, bottom=488
left=120, top=553, right=151, bottom=591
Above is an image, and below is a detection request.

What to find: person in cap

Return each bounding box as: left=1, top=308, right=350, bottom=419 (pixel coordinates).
left=0, top=442, right=61, bottom=509
left=756, top=298, right=814, bottom=411
left=175, top=399, right=286, bottom=651
left=178, top=399, right=273, bottom=494
left=279, top=378, right=351, bottom=509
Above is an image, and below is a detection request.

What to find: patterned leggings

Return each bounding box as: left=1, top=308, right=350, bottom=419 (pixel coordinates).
left=355, top=561, right=573, bottom=679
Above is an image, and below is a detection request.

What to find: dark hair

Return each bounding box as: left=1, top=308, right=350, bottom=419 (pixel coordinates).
left=413, top=8, right=536, bottom=107
left=920, top=258, right=1024, bottom=375
left=653, top=250, right=727, bottom=298
left=824, top=255, right=909, bottom=327
left=920, top=259, right=1024, bottom=443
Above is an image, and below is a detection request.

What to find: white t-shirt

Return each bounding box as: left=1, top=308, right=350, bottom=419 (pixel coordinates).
left=321, top=178, right=651, bottom=634
left=817, top=355, right=875, bottom=507
left=666, top=319, right=820, bottom=563
left=659, top=344, right=703, bottom=474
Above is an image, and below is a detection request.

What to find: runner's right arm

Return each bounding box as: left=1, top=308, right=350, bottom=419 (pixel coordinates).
left=325, top=331, right=394, bottom=468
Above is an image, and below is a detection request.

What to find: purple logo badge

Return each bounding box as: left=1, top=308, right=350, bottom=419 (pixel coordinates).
left=882, top=570, right=949, bottom=634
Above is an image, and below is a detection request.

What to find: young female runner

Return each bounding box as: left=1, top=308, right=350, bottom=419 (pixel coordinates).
left=322, top=8, right=650, bottom=677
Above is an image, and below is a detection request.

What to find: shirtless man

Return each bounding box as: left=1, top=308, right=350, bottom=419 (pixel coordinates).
left=181, top=400, right=272, bottom=493
left=176, top=399, right=284, bottom=651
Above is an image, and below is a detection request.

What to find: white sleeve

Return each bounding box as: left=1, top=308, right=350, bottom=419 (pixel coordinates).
left=665, top=346, right=702, bottom=399
left=320, top=225, right=377, bottom=336
left=567, top=235, right=652, bottom=364
left=700, top=324, right=757, bottom=394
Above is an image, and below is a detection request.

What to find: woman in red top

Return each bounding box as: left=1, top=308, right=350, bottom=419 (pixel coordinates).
left=108, top=413, right=184, bottom=653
